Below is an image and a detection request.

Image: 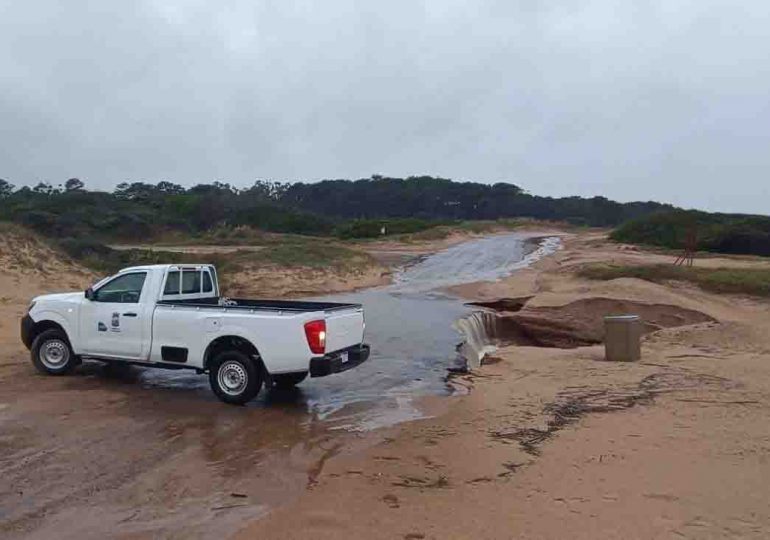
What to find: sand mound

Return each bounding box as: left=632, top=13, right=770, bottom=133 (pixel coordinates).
left=488, top=297, right=717, bottom=348
left=0, top=224, right=95, bottom=301
left=224, top=264, right=389, bottom=298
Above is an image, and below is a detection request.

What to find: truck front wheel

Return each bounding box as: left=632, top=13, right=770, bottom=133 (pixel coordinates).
left=208, top=351, right=263, bottom=405
left=31, top=329, right=78, bottom=375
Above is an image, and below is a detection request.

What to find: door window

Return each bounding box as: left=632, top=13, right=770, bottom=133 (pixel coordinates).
left=94, top=272, right=147, bottom=303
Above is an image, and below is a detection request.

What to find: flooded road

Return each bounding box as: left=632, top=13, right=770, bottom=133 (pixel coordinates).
left=0, top=232, right=560, bottom=539
left=302, top=234, right=560, bottom=429
left=141, top=233, right=561, bottom=430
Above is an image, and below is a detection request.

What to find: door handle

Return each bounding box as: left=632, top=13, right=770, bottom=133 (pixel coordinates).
left=123, top=312, right=138, bottom=317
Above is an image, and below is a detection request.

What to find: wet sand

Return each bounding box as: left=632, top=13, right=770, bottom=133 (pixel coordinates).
left=4, top=229, right=770, bottom=538
left=0, top=228, right=556, bottom=538
left=234, top=232, right=770, bottom=539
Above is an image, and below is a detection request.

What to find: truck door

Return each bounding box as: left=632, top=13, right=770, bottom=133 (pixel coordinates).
left=80, top=271, right=149, bottom=359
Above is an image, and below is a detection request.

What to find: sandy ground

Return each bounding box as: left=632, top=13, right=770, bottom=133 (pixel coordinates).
left=0, top=226, right=495, bottom=538
left=0, top=230, right=96, bottom=360
left=3, top=227, right=770, bottom=539
left=109, top=228, right=546, bottom=298
left=223, top=264, right=391, bottom=298
left=234, top=232, right=770, bottom=539
left=109, top=243, right=391, bottom=298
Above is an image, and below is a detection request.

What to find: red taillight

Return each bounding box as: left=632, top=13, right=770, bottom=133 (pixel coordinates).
left=304, top=319, right=326, bottom=354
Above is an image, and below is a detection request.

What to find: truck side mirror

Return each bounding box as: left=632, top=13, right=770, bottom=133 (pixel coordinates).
left=85, top=287, right=95, bottom=300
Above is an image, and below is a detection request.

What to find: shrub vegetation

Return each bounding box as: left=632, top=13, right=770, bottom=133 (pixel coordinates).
left=578, top=263, right=770, bottom=297
left=611, top=210, right=770, bottom=257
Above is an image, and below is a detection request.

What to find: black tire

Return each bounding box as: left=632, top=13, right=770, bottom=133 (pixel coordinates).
left=208, top=350, right=263, bottom=405
left=272, top=371, right=308, bottom=389
left=31, top=328, right=78, bottom=375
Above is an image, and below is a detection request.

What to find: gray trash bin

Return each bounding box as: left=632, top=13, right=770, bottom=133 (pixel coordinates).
left=604, top=315, right=642, bottom=362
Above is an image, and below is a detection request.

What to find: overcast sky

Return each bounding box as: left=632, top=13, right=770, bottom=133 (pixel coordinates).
left=1, top=1, right=768, bottom=213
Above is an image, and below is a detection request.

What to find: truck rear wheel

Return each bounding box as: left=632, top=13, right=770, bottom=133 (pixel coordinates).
left=31, top=329, right=78, bottom=375
left=208, top=350, right=262, bottom=405
left=272, top=372, right=308, bottom=389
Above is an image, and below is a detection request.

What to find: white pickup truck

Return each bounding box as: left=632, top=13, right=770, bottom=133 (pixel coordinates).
left=21, top=264, right=370, bottom=404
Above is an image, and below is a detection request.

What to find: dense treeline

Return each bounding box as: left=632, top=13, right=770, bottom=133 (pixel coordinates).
left=0, top=175, right=672, bottom=242
left=611, top=210, right=770, bottom=257
left=0, top=178, right=331, bottom=239
left=2, top=175, right=768, bottom=257
left=283, top=176, right=671, bottom=226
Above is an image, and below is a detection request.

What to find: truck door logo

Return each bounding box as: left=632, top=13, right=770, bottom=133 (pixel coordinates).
left=110, top=312, right=121, bottom=332
left=98, top=322, right=107, bottom=332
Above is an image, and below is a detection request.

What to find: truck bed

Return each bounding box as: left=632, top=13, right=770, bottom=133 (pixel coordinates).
left=157, top=297, right=361, bottom=313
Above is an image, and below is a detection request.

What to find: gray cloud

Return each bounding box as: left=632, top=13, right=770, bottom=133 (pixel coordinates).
left=1, top=0, right=768, bottom=213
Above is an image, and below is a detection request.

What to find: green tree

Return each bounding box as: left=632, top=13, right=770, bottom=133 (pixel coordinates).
left=32, top=182, right=57, bottom=195
left=65, top=178, right=85, bottom=191
left=0, top=178, right=14, bottom=198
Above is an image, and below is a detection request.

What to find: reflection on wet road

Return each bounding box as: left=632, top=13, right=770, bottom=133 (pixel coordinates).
left=139, top=233, right=560, bottom=431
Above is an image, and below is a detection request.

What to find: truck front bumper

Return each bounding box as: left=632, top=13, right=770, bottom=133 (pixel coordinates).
left=309, top=344, right=371, bottom=378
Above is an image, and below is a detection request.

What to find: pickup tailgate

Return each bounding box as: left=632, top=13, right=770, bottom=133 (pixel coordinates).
left=324, top=306, right=365, bottom=352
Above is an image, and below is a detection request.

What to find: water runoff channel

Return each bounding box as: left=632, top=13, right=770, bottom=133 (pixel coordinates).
left=141, top=232, right=561, bottom=431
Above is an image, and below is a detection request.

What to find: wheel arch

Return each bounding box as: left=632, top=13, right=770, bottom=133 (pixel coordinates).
left=28, top=316, right=72, bottom=348
left=202, top=335, right=264, bottom=373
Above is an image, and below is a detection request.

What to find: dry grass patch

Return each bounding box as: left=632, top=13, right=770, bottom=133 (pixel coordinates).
left=578, top=263, right=770, bottom=297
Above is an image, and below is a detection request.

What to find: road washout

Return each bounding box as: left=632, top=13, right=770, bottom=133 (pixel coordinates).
left=134, top=231, right=562, bottom=433
left=460, top=296, right=717, bottom=364
left=291, top=232, right=562, bottom=430
left=13, top=230, right=561, bottom=430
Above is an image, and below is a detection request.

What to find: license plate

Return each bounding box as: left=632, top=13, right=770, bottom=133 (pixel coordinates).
left=340, top=351, right=349, bottom=364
